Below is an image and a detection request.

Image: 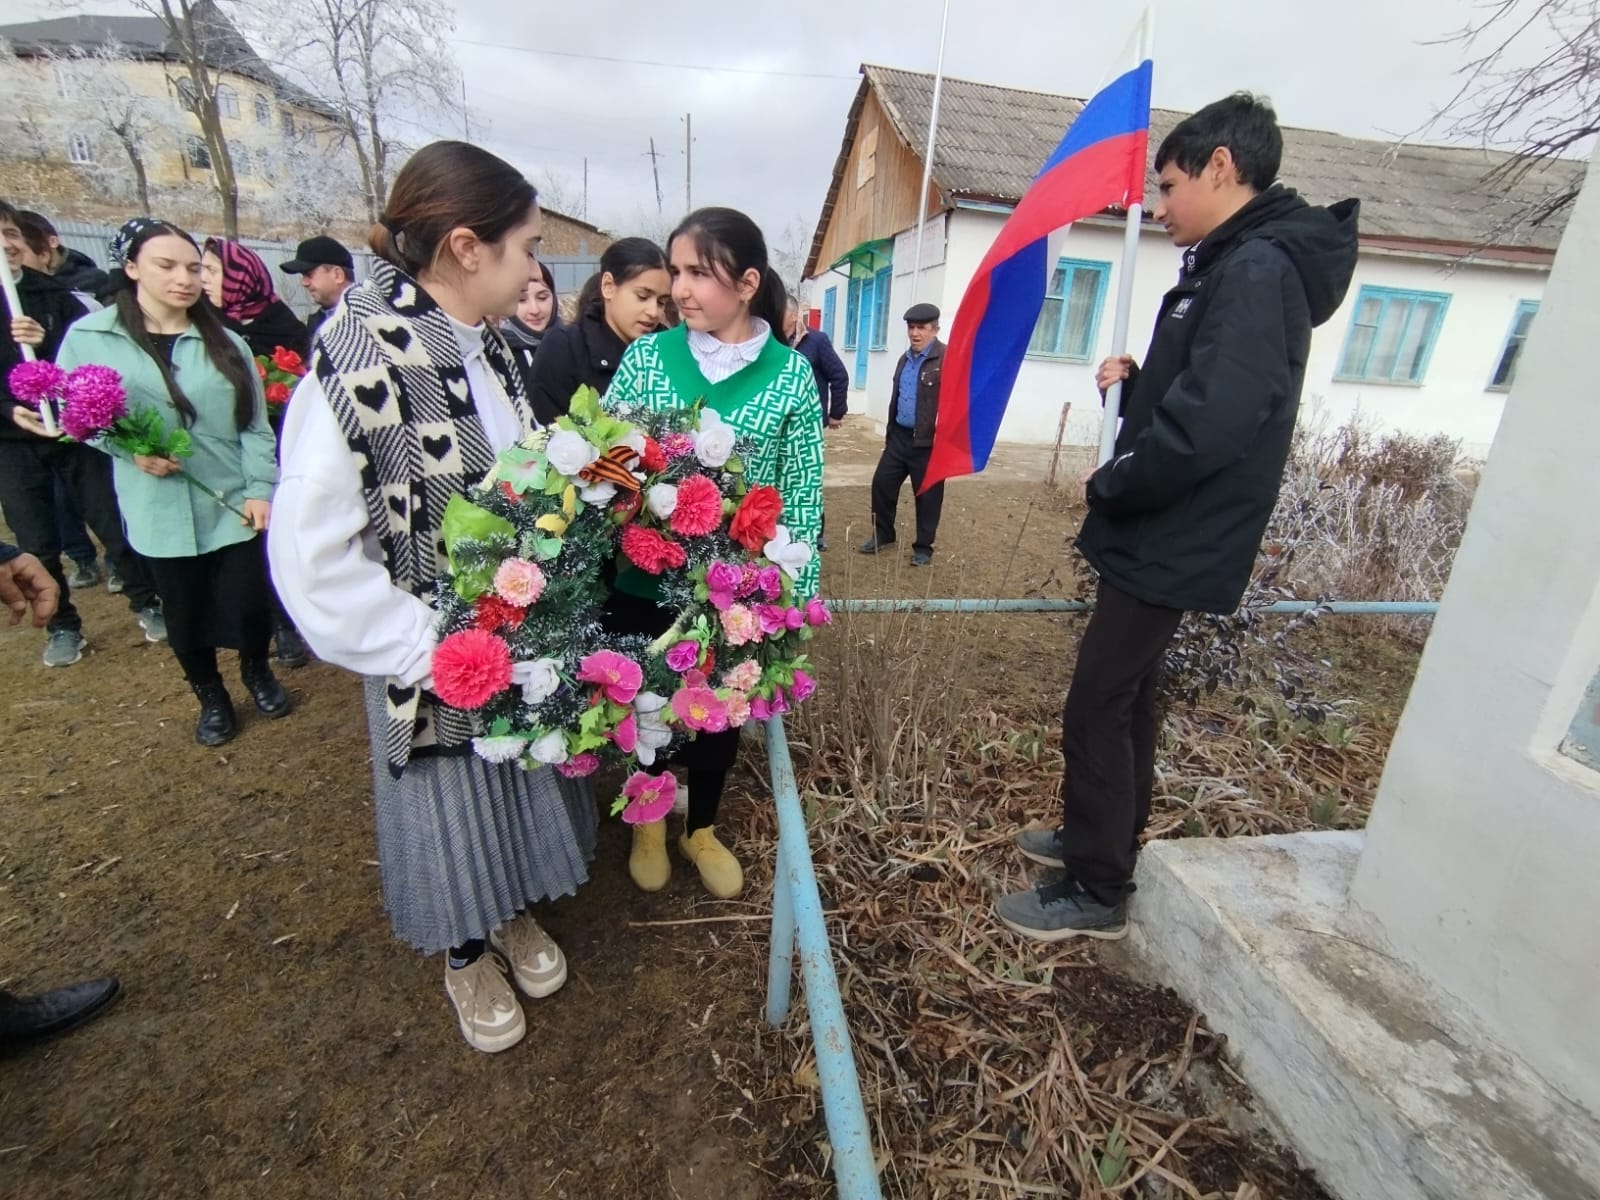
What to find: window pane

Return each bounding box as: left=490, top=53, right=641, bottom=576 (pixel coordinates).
left=1368, top=302, right=1408, bottom=380
left=1491, top=340, right=1521, bottom=388
left=1030, top=298, right=1064, bottom=354
left=1514, top=305, right=1537, bottom=338
left=1339, top=323, right=1375, bottom=376
left=1062, top=268, right=1102, bottom=358
left=1396, top=299, right=1441, bottom=381
left=1047, top=266, right=1067, bottom=298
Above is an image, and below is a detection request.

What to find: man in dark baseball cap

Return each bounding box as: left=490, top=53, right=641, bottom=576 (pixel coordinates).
left=859, top=302, right=945, bottom=566
left=279, top=235, right=355, bottom=341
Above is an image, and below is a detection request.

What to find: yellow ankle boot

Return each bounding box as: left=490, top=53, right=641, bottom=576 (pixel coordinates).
left=679, top=827, right=744, bottom=899
left=629, top=819, right=670, bottom=891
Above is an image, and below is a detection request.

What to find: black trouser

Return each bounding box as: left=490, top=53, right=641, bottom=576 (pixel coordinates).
left=870, top=424, right=944, bottom=552
left=0, top=439, right=159, bottom=634
left=1059, top=579, right=1185, bottom=903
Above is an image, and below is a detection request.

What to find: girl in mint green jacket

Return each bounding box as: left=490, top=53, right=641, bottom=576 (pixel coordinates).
left=57, top=219, right=285, bottom=748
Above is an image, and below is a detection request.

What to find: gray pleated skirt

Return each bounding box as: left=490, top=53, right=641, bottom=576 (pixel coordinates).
left=363, top=677, right=598, bottom=954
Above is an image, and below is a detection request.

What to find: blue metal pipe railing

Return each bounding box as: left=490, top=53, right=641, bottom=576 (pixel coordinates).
left=760, top=593, right=1436, bottom=1198
left=837, top=598, right=1439, bottom=615
left=764, top=716, right=882, bottom=1200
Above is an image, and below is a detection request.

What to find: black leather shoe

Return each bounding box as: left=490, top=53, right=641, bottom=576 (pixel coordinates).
left=272, top=623, right=311, bottom=669
left=910, top=548, right=933, bottom=566
left=858, top=536, right=896, bottom=555
left=192, top=681, right=237, bottom=746
left=240, top=660, right=290, bottom=718
left=817, top=536, right=828, bottom=552
left=0, top=978, right=121, bottom=1046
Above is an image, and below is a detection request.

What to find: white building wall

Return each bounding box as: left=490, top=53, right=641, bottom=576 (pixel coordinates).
left=826, top=210, right=1547, bottom=458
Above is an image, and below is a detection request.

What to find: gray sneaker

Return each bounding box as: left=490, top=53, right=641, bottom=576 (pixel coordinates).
left=105, top=569, right=125, bottom=595
left=68, top=561, right=101, bottom=589
left=996, top=878, right=1128, bottom=942
left=1017, top=826, right=1066, bottom=869
left=42, top=629, right=87, bottom=668
left=137, top=606, right=167, bottom=643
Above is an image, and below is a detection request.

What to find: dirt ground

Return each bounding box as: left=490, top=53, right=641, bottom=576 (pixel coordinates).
left=0, top=424, right=1419, bottom=1198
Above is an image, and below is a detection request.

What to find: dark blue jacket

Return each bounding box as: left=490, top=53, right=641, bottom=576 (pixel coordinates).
left=794, top=328, right=849, bottom=422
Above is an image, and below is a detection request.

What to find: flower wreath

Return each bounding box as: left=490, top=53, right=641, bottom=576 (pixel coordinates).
left=429, top=387, right=829, bottom=823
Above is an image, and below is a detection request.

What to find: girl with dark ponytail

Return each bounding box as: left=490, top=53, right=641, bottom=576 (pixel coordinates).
left=602, top=206, right=823, bottom=902
left=56, top=217, right=284, bottom=746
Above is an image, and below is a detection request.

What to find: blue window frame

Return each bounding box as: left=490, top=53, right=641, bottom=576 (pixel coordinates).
left=1488, top=299, right=1539, bottom=391
left=822, top=286, right=837, bottom=343
left=842, top=277, right=861, bottom=349
left=1336, top=286, right=1451, bottom=385
left=1027, top=258, right=1110, bottom=360
left=869, top=264, right=892, bottom=350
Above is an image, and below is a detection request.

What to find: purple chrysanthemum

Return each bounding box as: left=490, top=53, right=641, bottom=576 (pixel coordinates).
left=60, top=365, right=129, bottom=442
left=6, top=360, right=67, bottom=407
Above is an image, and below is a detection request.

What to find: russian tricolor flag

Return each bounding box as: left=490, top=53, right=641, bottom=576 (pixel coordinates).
left=922, top=58, right=1153, bottom=490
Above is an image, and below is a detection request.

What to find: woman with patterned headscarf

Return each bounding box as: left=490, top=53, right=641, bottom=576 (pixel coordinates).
left=200, top=238, right=308, bottom=362
left=200, top=236, right=311, bottom=668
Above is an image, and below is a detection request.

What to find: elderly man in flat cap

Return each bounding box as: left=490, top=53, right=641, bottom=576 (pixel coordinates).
left=859, top=302, right=945, bottom=566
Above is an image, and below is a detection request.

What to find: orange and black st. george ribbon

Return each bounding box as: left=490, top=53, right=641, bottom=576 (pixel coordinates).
left=577, top=444, right=644, bottom=492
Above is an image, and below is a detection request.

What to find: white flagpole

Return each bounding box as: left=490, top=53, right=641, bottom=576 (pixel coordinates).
left=1097, top=7, right=1155, bottom=466
left=0, top=266, right=57, bottom=436
left=908, top=0, right=952, bottom=304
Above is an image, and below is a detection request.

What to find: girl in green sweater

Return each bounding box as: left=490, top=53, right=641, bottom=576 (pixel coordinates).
left=604, top=207, right=823, bottom=899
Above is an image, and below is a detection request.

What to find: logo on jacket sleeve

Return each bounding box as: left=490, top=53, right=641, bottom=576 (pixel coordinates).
left=1171, top=297, right=1194, bottom=320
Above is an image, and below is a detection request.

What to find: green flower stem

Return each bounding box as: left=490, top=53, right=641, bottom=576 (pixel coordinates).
left=647, top=608, right=694, bottom=656
left=177, top=467, right=248, bottom=520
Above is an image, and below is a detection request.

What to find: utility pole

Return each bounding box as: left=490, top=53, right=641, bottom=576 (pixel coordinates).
left=582, top=157, right=588, bottom=222
left=646, top=138, right=663, bottom=215
left=684, top=112, right=692, bottom=211
left=461, top=79, right=470, bottom=139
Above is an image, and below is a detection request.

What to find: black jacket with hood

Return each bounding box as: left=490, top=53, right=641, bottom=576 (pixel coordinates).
left=1077, top=186, right=1360, bottom=614
left=53, top=248, right=110, bottom=299
left=0, top=267, right=89, bottom=443
left=525, top=304, right=627, bottom=426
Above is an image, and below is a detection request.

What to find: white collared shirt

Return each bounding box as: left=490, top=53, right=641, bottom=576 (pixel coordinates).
left=687, top=318, right=770, bottom=384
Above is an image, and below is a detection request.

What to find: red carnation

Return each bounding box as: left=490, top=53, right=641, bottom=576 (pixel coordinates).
left=271, top=345, right=305, bottom=374
left=621, top=523, right=688, bottom=575
left=728, top=485, right=782, bottom=553
left=473, top=595, right=527, bottom=632
left=255, top=359, right=268, bottom=380
left=639, top=436, right=667, bottom=474
left=431, top=628, right=514, bottom=709
left=669, top=474, right=723, bottom=538
left=265, top=381, right=291, bottom=405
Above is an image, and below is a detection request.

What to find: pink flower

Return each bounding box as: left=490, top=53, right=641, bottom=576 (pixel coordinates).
left=577, top=649, right=643, bottom=704
left=805, top=598, right=832, bottom=627
left=7, top=360, right=66, bottom=406
left=60, top=365, right=130, bottom=442
left=669, top=474, right=724, bottom=538
left=755, top=604, right=788, bottom=637
left=432, top=628, right=514, bottom=709
left=705, top=561, right=742, bottom=610
left=768, top=686, right=791, bottom=716
left=661, top=432, right=696, bottom=459
left=720, top=604, right=760, bottom=647
left=725, top=693, right=752, bottom=728
left=782, top=607, right=805, bottom=631
left=756, top=566, right=783, bottom=602
left=790, top=669, right=817, bottom=704
left=609, top=712, right=638, bottom=754
left=665, top=640, right=701, bottom=674
left=493, top=558, right=546, bottom=606
left=672, top=685, right=730, bottom=733
left=557, top=753, right=600, bottom=778
left=619, top=770, right=678, bottom=824
left=749, top=696, right=772, bottom=722
left=737, top=564, right=761, bottom=598
left=721, top=659, right=761, bottom=693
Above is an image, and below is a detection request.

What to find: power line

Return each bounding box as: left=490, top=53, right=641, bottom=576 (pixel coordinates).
left=450, top=37, right=857, bottom=81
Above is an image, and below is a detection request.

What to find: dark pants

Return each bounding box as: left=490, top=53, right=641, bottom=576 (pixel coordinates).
left=0, top=439, right=158, bottom=633
left=144, top=539, right=272, bottom=686
left=1059, top=579, right=1185, bottom=903
left=870, top=424, right=944, bottom=552
left=53, top=475, right=97, bottom=567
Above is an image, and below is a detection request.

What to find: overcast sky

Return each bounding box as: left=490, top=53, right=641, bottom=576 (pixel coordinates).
left=4, top=0, right=1537, bottom=254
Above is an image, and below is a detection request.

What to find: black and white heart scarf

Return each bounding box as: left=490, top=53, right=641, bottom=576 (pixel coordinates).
left=313, top=258, right=535, bottom=776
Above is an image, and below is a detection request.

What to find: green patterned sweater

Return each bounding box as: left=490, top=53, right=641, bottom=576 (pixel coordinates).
left=607, top=325, right=824, bottom=599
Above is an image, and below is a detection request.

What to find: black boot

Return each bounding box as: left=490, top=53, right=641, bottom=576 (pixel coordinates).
left=272, top=620, right=311, bottom=669
left=240, top=658, right=290, bottom=718
left=191, top=681, right=237, bottom=746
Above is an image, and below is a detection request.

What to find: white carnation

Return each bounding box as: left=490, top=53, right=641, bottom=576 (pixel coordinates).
left=646, top=483, right=679, bottom=520
left=694, top=411, right=736, bottom=469
left=512, top=658, right=562, bottom=705
left=546, top=429, right=598, bottom=477
left=471, top=735, right=527, bottom=764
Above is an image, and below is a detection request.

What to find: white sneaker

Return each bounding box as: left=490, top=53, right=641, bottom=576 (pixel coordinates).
left=488, top=914, right=568, bottom=999
left=443, top=953, right=525, bottom=1053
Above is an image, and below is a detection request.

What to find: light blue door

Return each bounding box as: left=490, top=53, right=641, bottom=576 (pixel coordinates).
left=853, top=274, right=873, bottom=388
